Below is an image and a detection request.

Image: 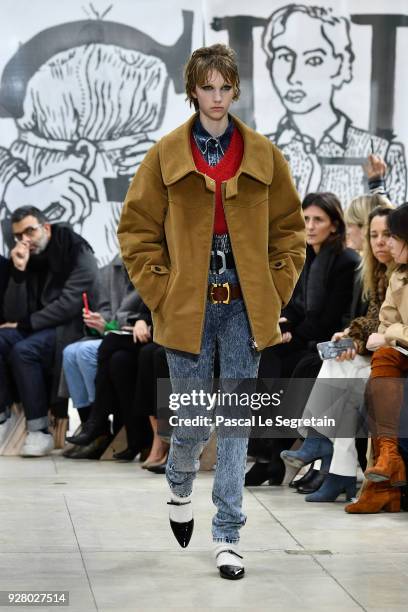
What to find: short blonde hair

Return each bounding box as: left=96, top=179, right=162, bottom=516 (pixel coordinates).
left=344, top=194, right=393, bottom=227
left=184, top=44, right=240, bottom=111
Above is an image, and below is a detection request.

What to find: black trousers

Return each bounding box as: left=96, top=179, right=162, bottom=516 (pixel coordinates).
left=134, top=342, right=169, bottom=418
left=93, top=333, right=151, bottom=449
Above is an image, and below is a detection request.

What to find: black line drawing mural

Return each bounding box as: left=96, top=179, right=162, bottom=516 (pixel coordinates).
left=261, top=4, right=407, bottom=205
left=0, top=2, right=406, bottom=261
left=211, top=4, right=407, bottom=207
left=0, top=9, right=193, bottom=263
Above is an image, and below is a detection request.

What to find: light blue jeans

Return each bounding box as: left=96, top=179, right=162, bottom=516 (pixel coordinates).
left=165, top=268, right=260, bottom=543
left=62, top=340, right=102, bottom=409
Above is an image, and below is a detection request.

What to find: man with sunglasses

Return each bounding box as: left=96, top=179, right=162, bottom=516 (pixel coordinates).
left=0, top=206, right=98, bottom=455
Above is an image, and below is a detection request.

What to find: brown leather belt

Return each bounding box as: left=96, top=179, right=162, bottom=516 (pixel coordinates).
left=208, top=282, right=242, bottom=304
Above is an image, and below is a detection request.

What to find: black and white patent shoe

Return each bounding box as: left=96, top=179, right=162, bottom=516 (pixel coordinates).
left=167, top=497, right=194, bottom=548
left=215, top=546, right=245, bottom=580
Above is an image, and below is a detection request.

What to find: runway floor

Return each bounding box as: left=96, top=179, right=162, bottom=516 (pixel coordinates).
left=0, top=454, right=407, bottom=611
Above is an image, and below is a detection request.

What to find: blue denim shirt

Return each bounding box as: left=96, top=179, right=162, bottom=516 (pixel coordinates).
left=192, top=115, right=234, bottom=166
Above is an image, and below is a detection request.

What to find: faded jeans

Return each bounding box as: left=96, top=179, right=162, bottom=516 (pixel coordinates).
left=165, top=268, right=260, bottom=544
left=63, top=340, right=102, bottom=409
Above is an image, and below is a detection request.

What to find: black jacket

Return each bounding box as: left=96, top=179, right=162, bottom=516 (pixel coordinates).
left=0, top=255, right=10, bottom=324
left=4, top=225, right=99, bottom=401
left=283, top=243, right=360, bottom=347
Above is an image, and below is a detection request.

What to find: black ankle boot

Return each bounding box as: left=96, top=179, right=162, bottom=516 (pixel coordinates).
left=297, top=469, right=327, bottom=494
left=244, top=458, right=285, bottom=486
left=66, top=418, right=110, bottom=446
left=113, top=447, right=139, bottom=461
left=289, top=465, right=318, bottom=489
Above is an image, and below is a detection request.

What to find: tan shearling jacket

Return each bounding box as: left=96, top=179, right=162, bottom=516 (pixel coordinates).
left=117, top=112, right=306, bottom=354
left=378, top=268, right=408, bottom=346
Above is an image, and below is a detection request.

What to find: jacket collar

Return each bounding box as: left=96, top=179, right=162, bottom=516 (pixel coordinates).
left=159, top=112, right=273, bottom=194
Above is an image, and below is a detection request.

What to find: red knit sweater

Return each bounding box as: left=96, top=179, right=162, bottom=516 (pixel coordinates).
left=190, top=126, right=244, bottom=234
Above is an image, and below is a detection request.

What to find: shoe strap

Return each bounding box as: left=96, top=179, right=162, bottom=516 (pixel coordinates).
left=215, top=549, right=243, bottom=560
left=167, top=500, right=191, bottom=506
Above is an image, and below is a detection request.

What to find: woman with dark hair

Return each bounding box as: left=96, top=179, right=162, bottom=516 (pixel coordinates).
left=246, top=192, right=360, bottom=486
left=346, top=203, right=408, bottom=513
left=281, top=205, right=395, bottom=502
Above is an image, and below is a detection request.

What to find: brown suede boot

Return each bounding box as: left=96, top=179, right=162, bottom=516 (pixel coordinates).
left=345, top=480, right=401, bottom=514
left=365, top=437, right=407, bottom=487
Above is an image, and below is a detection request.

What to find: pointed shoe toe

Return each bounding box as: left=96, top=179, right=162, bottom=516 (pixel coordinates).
left=169, top=518, right=194, bottom=548
left=219, top=565, right=245, bottom=580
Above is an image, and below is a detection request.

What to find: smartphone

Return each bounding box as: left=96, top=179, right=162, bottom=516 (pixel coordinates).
left=82, top=292, right=90, bottom=315
left=317, top=338, right=354, bottom=360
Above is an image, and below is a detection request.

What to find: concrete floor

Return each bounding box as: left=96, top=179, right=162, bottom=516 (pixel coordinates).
left=0, top=455, right=407, bottom=612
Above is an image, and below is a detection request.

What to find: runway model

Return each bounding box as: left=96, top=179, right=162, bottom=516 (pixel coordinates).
left=118, top=44, right=305, bottom=579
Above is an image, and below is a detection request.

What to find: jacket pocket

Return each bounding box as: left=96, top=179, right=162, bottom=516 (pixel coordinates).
left=149, top=264, right=171, bottom=311
left=269, top=255, right=297, bottom=308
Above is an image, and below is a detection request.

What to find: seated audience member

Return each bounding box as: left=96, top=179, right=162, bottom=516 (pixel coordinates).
left=0, top=255, right=11, bottom=441
left=246, top=192, right=360, bottom=486
left=346, top=204, right=408, bottom=514
left=65, top=301, right=154, bottom=459
left=135, top=343, right=170, bottom=469
left=248, top=164, right=392, bottom=490
left=281, top=206, right=395, bottom=502
left=0, top=255, right=10, bottom=323
left=62, top=255, right=140, bottom=426
left=0, top=206, right=98, bottom=456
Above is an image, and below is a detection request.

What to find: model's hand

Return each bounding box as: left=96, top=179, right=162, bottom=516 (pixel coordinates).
left=366, top=333, right=386, bottom=351
left=133, top=320, right=151, bottom=343
left=281, top=331, right=292, bottom=343
left=83, top=311, right=107, bottom=334
left=364, top=154, right=387, bottom=180
left=10, top=241, right=30, bottom=271
left=0, top=322, right=17, bottom=329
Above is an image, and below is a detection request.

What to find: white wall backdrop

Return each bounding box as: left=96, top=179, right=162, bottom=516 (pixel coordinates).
left=0, top=0, right=406, bottom=263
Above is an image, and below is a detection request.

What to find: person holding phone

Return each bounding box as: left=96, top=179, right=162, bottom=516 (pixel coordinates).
left=117, top=44, right=305, bottom=580
left=246, top=192, right=360, bottom=487
left=61, top=255, right=147, bottom=458
left=65, top=296, right=155, bottom=461
left=280, top=205, right=395, bottom=503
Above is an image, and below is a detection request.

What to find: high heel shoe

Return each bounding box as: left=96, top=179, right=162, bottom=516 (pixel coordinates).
left=141, top=450, right=169, bottom=469
left=296, top=469, right=327, bottom=494
left=364, top=437, right=407, bottom=487
left=289, top=464, right=317, bottom=489
left=345, top=480, right=401, bottom=513
left=280, top=436, right=333, bottom=469
left=244, top=458, right=285, bottom=486
left=305, top=473, right=357, bottom=502
left=146, top=453, right=168, bottom=473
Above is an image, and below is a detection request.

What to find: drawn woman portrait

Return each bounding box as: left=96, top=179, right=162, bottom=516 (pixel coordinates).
left=262, top=3, right=406, bottom=206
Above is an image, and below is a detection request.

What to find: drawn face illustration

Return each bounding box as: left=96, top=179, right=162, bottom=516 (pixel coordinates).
left=270, top=12, right=342, bottom=114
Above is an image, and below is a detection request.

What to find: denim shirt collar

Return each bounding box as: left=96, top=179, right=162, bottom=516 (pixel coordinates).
left=192, top=115, right=234, bottom=166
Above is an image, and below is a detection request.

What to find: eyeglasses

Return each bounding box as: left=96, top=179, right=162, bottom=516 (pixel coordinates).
left=13, top=224, right=42, bottom=243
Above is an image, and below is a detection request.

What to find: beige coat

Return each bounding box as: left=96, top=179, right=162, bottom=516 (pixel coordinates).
left=117, top=112, right=306, bottom=354
left=378, top=268, right=408, bottom=346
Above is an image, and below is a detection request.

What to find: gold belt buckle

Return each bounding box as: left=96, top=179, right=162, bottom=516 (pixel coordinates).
left=210, top=282, right=231, bottom=304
